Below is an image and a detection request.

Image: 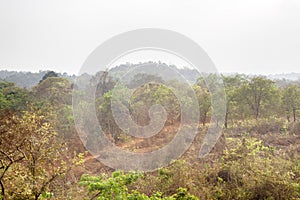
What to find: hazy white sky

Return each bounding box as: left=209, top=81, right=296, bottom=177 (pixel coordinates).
left=0, top=0, right=299, bottom=75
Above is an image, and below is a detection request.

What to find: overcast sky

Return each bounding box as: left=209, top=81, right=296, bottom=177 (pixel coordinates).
left=0, top=0, right=299, bottom=75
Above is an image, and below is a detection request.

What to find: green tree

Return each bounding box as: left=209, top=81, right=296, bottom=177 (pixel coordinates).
left=222, top=75, right=245, bottom=128
left=97, top=84, right=132, bottom=142
left=0, top=81, right=31, bottom=112
left=192, top=85, right=211, bottom=126
left=282, top=85, right=300, bottom=122
left=33, top=77, right=72, bottom=107
left=195, top=74, right=227, bottom=127
left=239, top=77, right=279, bottom=120
left=40, top=71, right=58, bottom=83
left=0, top=92, right=9, bottom=111
left=128, top=73, right=164, bottom=89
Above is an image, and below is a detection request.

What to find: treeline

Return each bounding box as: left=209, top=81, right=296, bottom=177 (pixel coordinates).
left=1, top=63, right=300, bottom=88
left=86, top=73, right=300, bottom=142
left=1, top=70, right=299, bottom=140
left=0, top=70, right=74, bottom=88
left=1, top=70, right=299, bottom=137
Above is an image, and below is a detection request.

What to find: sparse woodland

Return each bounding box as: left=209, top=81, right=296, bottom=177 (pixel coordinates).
left=0, top=67, right=300, bottom=199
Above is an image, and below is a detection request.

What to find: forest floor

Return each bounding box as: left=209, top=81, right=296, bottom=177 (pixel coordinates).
left=71, top=121, right=300, bottom=179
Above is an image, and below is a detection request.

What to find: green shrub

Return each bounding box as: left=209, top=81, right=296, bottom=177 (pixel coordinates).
left=214, top=137, right=300, bottom=199
left=79, top=170, right=198, bottom=200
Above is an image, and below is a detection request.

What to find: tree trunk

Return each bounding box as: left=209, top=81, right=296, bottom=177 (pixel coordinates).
left=255, top=108, right=259, bottom=120
left=293, top=108, right=296, bottom=122
left=224, top=111, right=228, bottom=129
left=202, top=113, right=207, bottom=126
left=0, top=180, right=4, bottom=200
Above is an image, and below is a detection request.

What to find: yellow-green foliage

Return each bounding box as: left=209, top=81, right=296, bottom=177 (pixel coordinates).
left=80, top=170, right=198, bottom=200
left=124, top=137, right=300, bottom=200
left=213, top=137, right=299, bottom=199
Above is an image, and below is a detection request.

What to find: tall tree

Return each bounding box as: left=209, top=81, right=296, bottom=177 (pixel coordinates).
left=239, top=76, right=279, bottom=120
left=193, top=85, right=211, bottom=126
left=282, top=85, right=300, bottom=122
left=222, top=75, right=245, bottom=128
left=40, top=71, right=58, bottom=83
left=0, top=81, right=31, bottom=112
left=33, top=77, right=72, bottom=107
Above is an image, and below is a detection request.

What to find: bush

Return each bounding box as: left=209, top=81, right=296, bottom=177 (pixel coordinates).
left=79, top=170, right=198, bottom=200
left=213, top=137, right=300, bottom=199
left=230, top=117, right=286, bottom=135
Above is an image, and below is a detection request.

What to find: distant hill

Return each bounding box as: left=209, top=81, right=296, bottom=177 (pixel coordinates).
left=0, top=70, right=74, bottom=88
left=109, top=62, right=200, bottom=84
left=0, top=63, right=201, bottom=88
left=0, top=63, right=299, bottom=88
left=221, top=72, right=300, bottom=81
left=267, top=73, right=300, bottom=81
